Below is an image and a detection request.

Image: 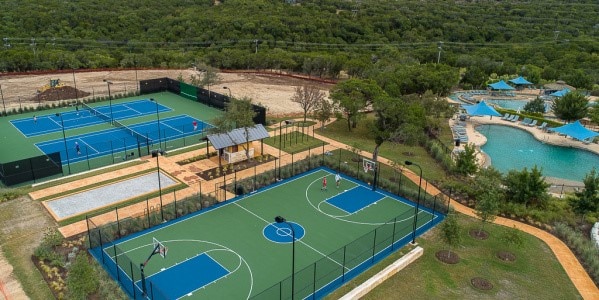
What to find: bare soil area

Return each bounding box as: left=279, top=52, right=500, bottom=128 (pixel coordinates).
left=0, top=69, right=333, bottom=116
left=0, top=196, right=55, bottom=299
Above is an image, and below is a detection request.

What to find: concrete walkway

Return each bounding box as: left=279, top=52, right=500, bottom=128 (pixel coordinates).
left=31, top=118, right=598, bottom=299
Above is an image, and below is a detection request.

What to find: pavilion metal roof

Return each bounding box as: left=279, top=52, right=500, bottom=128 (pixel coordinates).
left=207, top=124, right=270, bottom=150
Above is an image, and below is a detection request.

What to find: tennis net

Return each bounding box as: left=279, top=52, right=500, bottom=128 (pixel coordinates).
left=81, top=103, right=150, bottom=143
left=113, top=119, right=149, bottom=143
left=81, top=102, right=111, bottom=123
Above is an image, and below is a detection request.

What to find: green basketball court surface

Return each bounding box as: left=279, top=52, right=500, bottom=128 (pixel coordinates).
left=91, top=167, right=444, bottom=299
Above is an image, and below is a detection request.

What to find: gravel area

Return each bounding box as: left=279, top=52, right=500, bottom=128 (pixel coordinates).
left=46, top=172, right=177, bottom=219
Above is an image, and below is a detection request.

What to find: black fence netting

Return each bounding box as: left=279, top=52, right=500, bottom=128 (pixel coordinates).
left=0, top=152, right=63, bottom=186
left=89, top=143, right=449, bottom=299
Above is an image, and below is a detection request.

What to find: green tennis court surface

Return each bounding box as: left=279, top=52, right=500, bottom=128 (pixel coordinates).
left=91, top=167, right=444, bottom=299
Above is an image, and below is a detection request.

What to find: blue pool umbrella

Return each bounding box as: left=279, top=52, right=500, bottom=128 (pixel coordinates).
left=488, top=80, right=515, bottom=91
left=552, top=120, right=599, bottom=141
left=509, top=76, right=533, bottom=86
left=463, top=101, right=502, bottom=118
left=550, top=88, right=570, bottom=97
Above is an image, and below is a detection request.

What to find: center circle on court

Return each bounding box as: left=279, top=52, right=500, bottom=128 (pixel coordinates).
left=263, top=222, right=305, bottom=243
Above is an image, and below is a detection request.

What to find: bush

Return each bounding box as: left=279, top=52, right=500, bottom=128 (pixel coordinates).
left=67, top=254, right=99, bottom=299
left=553, top=222, right=599, bottom=285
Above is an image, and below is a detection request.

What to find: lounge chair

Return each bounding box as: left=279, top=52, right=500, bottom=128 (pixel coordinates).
left=520, top=118, right=531, bottom=125
left=501, top=113, right=511, bottom=120
left=510, top=115, right=520, bottom=122
left=537, top=122, right=547, bottom=130
left=528, top=120, right=538, bottom=127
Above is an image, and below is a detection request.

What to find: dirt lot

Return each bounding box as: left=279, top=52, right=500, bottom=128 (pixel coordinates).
left=0, top=69, right=333, bottom=116
left=0, top=69, right=334, bottom=299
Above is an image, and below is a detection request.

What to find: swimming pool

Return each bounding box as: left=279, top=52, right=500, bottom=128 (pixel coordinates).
left=477, top=124, right=599, bottom=182
left=485, top=99, right=528, bottom=111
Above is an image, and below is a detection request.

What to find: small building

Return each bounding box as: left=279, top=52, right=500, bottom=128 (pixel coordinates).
left=206, top=124, right=270, bottom=164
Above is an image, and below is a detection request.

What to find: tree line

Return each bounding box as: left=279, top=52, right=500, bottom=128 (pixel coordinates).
left=0, top=0, right=597, bottom=91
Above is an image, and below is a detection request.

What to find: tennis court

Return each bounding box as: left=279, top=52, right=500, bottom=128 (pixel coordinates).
left=35, top=115, right=211, bottom=164
left=91, top=167, right=444, bottom=299
left=10, top=99, right=171, bottom=137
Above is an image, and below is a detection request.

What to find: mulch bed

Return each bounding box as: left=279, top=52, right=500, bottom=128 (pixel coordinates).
left=196, top=154, right=276, bottom=180
left=471, top=277, right=493, bottom=290
left=496, top=250, right=517, bottom=262
left=469, top=229, right=489, bottom=240
left=435, top=250, right=460, bottom=264
left=32, top=86, right=90, bottom=102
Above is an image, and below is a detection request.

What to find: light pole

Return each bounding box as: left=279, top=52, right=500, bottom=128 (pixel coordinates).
left=103, top=79, right=114, bottom=123
left=274, top=216, right=295, bottom=300
left=278, top=120, right=293, bottom=179
left=437, top=41, right=443, bottom=64
left=55, top=113, right=71, bottom=174
left=223, top=86, right=232, bottom=98
left=150, top=98, right=162, bottom=150
left=72, top=69, right=78, bottom=104
left=405, top=160, right=422, bottom=244
left=156, top=148, right=164, bottom=221
left=0, top=84, right=5, bottom=116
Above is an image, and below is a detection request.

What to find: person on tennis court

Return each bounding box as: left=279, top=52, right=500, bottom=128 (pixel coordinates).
left=192, top=120, right=198, bottom=131
left=75, top=142, right=81, bottom=155
left=321, top=176, right=327, bottom=191
left=33, top=115, right=37, bottom=124
left=335, top=173, right=341, bottom=189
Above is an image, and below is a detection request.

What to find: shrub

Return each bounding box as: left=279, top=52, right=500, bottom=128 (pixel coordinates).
left=553, top=222, right=599, bottom=285
left=67, top=254, right=99, bottom=300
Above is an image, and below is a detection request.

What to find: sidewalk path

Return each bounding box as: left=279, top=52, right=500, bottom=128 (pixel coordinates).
left=33, top=118, right=597, bottom=299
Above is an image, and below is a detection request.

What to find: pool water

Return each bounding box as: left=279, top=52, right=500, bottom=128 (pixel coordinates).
left=478, top=124, right=599, bottom=182
left=485, top=99, right=528, bottom=111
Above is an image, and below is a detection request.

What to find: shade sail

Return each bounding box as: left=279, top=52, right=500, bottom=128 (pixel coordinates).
left=550, top=88, right=570, bottom=97
left=552, top=120, right=599, bottom=141
left=488, top=80, right=515, bottom=90
left=463, top=101, right=502, bottom=117
left=509, top=76, right=532, bottom=85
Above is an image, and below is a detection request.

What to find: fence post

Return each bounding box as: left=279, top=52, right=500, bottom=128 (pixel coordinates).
left=321, top=142, right=325, bottom=166
left=116, top=207, right=121, bottom=239
left=291, top=152, right=294, bottom=177
left=391, top=217, right=397, bottom=250
left=85, top=215, right=92, bottom=248
left=371, top=229, right=377, bottom=262
left=113, top=244, right=120, bottom=281
left=130, top=262, right=136, bottom=298
left=342, top=245, right=347, bottom=281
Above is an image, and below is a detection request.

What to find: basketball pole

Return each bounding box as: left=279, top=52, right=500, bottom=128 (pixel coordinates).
left=140, top=243, right=162, bottom=297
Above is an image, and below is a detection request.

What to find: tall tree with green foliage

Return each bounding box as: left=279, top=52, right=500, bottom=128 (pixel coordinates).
left=454, top=143, right=478, bottom=176
left=523, top=97, right=546, bottom=114
left=330, top=78, right=384, bottom=132
left=503, top=166, right=550, bottom=208
left=551, top=92, right=589, bottom=122
left=440, top=213, right=462, bottom=259
left=473, top=167, right=502, bottom=234
left=570, top=168, right=599, bottom=221
left=313, top=98, right=334, bottom=129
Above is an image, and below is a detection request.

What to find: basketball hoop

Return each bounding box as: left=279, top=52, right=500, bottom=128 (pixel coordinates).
left=362, top=158, right=376, bottom=173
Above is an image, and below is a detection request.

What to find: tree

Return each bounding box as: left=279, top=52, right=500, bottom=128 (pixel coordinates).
left=454, top=143, right=478, bottom=176
left=475, top=189, right=500, bottom=234
left=313, top=98, right=333, bottom=130
left=291, top=85, right=325, bottom=125
left=211, top=97, right=257, bottom=163
left=523, top=97, right=546, bottom=114
left=570, top=168, right=599, bottom=220
left=503, top=166, right=550, bottom=208
left=551, top=92, right=589, bottom=122
left=440, top=213, right=462, bottom=259
left=329, top=78, right=383, bottom=131
left=190, top=64, right=222, bottom=97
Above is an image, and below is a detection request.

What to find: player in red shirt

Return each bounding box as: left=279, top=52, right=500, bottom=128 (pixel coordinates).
left=321, top=176, right=327, bottom=191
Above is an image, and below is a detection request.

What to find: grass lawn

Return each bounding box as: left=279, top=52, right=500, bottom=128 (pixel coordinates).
left=326, top=213, right=580, bottom=299
left=316, top=118, right=450, bottom=183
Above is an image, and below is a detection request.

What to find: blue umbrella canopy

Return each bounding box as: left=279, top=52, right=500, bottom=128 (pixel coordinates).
left=552, top=120, right=599, bottom=141
left=550, top=88, right=570, bottom=97
left=509, top=76, right=533, bottom=85
left=463, top=101, right=502, bottom=117
left=488, top=80, right=515, bottom=90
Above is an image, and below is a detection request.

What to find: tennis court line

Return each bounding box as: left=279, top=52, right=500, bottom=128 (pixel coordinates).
left=79, top=138, right=99, bottom=154
left=161, top=122, right=184, bottom=134
left=122, top=103, right=142, bottom=116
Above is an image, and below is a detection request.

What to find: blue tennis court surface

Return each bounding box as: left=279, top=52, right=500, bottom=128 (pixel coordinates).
left=326, top=186, right=386, bottom=213
left=35, top=115, right=211, bottom=164
left=141, top=253, right=229, bottom=299
left=10, top=99, right=171, bottom=137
